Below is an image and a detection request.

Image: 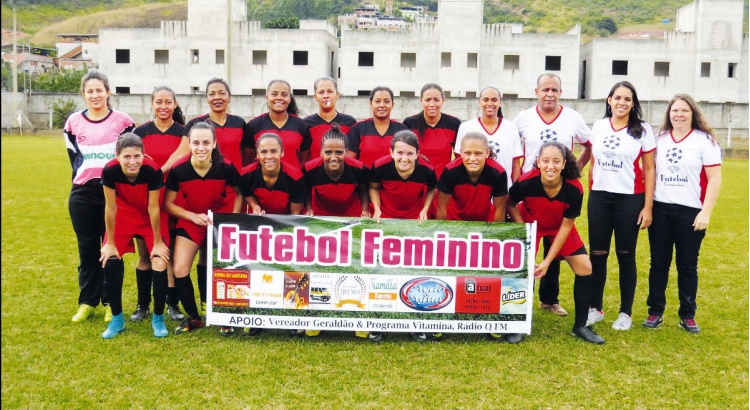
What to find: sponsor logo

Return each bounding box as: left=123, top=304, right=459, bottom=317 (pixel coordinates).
left=333, top=275, right=367, bottom=309
left=501, top=288, right=526, bottom=305
left=540, top=129, right=558, bottom=142
left=262, top=273, right=273, bottom=283
left=465, top=278, right=477, bottom=294
left=400, top=277, right=453, bottom=311
left=82, top=152, right=116, bottom=160
left=666, top=147, right=683, bottom=164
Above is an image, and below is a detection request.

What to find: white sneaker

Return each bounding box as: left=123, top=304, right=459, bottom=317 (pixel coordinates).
left=611, top=312, right=632, bottom=331
left=586, top=308, right=605, bottom=326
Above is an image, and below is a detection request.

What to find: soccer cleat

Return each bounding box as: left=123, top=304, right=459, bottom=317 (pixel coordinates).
left=679, top=318, right=701, bottom=334
left=304, top=330, right=321, bottom=337
left=200, top=302, right=207, bottom=316
left=611, top=312, right=633, bottom=331
left=102, top=313, right=126, bottom=339
left=152, top=314, right=168, bottom=338
left=129, top=305, right=150, bottom=322
left=410, top=332, right=427, bottom=342
left=586, top=308, right=605, bottom=326
left=540, top=302, right=568, bottom=316
left=167, top=304, right=185, bottom=321
left=71, top=304, right=95, bottom=323
left=354, top=331, right=370, bottom=339
left=642, top=315, right=664, bottom=329
left=426, top=333, right=443, bottom=341
left=368, top=332, right=383, bottom=343
left=103, top=304, right=113, bottom=323
left=571, top=326, right=605, bottom=344
left=504, top=333, right=524, bottom=344
left=220, top=326, right=235, bottom=337
left=242, top=327, right=263, bottom=337
left=290, top=329, right=305, bottom=337
left=487, top=333, right=504, bottom=342
left=174, top=317, right=204, bottom=334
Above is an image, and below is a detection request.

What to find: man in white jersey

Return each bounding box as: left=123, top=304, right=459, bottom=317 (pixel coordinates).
left=513, top=73, right=592, bottom=317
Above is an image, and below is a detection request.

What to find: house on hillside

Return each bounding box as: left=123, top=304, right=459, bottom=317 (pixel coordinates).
left=580, top=0, right=748, bottom=102
left=56, top=34, right=99, bottom=70
left=0, top=43, right=56, bottom=75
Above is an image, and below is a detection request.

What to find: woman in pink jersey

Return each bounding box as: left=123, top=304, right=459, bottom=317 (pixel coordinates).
left=643, top=94, right=721, bottom=334
left=65, top=70, right=135, bottom=324
left=586, top=81, right=656, bottom=332
left=131, top=85, right=186, bottom=323
left=99, top=133, right=169, bottom=338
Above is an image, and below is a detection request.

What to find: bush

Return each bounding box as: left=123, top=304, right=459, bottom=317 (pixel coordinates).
left=51, top=99, right=77, bottom=128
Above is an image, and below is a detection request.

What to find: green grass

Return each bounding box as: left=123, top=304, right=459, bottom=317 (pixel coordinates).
left=2, top=135, right=747, bottom=408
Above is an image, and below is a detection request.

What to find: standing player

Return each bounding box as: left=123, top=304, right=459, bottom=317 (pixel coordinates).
left=244, top=79, right=312, bottom=170
left=347, top=86, right=409, bottom=168
left=513, top=73, right=592, bottom=318
left=644, top=94, right=721, bottom=333
left=175, top=78, right=246, bottom=314
left=507, top=141, right=604, bottom=344
left=455, top=86, right=522, bottom=189
left=304, top=76, right=357, bottom=160
left=403, top=83, right=461, bottom=218
left=99, top=133, right=170, bottom=338
left=65, top=70, right=135, bottom=323
left=587, top=81, right=655, bottom=331
left=437, top=132, right=515, bottom=343
left=164, top=122, right=243, bottom=334
left=131, top=85, right=186, bottom=323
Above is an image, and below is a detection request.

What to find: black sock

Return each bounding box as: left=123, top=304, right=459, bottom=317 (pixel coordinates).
left=104, top=259, right=125, bottom=316
left=175, top=275, right=200, bottom=319
left=152, top=269, right=168, bottom=315
left=573, top=274, right=594, bottom=328
left=166, top=286, right=179, bottom=306
left=196, top=264, right=207, bottom=304
left=135, top=268, right=152, bottom=308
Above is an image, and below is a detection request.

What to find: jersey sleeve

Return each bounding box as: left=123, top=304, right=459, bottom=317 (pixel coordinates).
left=242, top=120, right=256, bottom=149
left=101, top=165, right=116, bottom=189
left=299, top=121, right=312, bottom=152
left=288, top=175, right=307, bottom=204
left=226, top=163, right=241, bottom=187
left=562, top=184, right=583, bottom=219
left=347, top=123, right=362, bottom=154
left=426, top=167, right=438, bottom=190
left=703, top=138, right=723, bottom=166
left=165, top=168, right=180, bottom=192
left=369, top=163, right=384, bottom=184
left=239, top=171, right=255, bottom=197
left=641, top=122, right=656, bottom=153
left=454, top=123, right=469, bottom=155
left=492, top=170, right=509, bottom=198
left=437, top=170, right=455, bottom=194
left=573, top=112, right=592, bottom=145
left=508, top=178, right=526, bottom=205
left=148, top=167, right=165, bottom=191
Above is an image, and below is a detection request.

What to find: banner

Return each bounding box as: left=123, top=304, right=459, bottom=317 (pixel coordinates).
left=207, top=213, right=536, bottom=334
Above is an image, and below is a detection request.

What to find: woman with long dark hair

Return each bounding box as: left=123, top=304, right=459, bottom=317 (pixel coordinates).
left=347, top=86, right=408, bottom=168
left=586, top=81, right=656, bottom=331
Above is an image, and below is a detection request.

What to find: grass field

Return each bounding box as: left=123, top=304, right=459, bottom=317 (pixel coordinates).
left=2, top=135, right=747, bottom=409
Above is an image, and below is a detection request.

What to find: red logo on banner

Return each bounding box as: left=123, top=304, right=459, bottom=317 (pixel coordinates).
left=454, top=277, right=502, bottom=314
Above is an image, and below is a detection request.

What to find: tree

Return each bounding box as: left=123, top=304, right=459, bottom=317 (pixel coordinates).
left=591, top=17, right=617, bottom=35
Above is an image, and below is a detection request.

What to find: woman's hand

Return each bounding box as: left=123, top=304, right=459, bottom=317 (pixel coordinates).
left=637, top=207, right=653, bottom=230
left=533, top=260, right=551, bottom=279
left=151, top=242, right=170, bottom=262
left=99, top=243, right=120, bottom=267
left=190, top=213, right=212, bottom=226
left=693, top=210, right=711, bottom=231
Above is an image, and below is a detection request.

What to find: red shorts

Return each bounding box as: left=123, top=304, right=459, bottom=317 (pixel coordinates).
left=173, top=219, right=208, bottom=247
left=534, top=226, right=587, bottom=260
left=104, top=217, right=170, bottom=256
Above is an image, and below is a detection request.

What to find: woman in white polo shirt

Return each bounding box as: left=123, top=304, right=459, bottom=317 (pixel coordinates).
left=642, top=94, right=721, bottom=334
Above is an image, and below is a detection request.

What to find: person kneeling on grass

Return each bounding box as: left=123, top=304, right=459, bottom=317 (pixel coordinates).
left=99, top=133, right=170, bottom=339
left=507, top=141, right=604, bottom=344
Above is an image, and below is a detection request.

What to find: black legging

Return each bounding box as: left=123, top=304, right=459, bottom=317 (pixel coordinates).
left=68, top=184, right=107, bottom=307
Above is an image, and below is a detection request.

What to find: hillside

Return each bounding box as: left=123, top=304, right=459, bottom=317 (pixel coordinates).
left=2, top=0, right=748, bottom=48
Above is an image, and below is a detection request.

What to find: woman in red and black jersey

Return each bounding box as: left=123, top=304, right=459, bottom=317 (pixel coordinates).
left=403, top=83, right=461, bottom=179
left=369, top=130, right=437, bottom=222
left=99, top=133, right=169, bottom=339
left=304, top=124, right=370, bottom=218
left=243, top=79, right=312, bottom=170
left=241, top=133, right=306, bottom=216
left=304, top=77, right=357, bottom=161
left=164, top=122, right=242, bottom=335
left=507, top=141, right=603, bottom=345
left=131, top=85, right=186, bottom=323
left=436, top=132, right=508, bottom=223
left=347, top=86, right=408, bottom=168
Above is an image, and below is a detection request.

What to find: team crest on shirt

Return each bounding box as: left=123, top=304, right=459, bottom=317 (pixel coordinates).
left=489, top=140, right=502, bottom=155
left=539, top=129, right=558, bottom=142
left=666, top=148, right=683, bottom=164
left=603, top=134, right=620, bottom=150
left=667, top=166, right=680, bottom=173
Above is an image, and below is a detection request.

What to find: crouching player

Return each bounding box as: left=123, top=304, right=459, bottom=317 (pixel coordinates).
left=99, top=133, right=170, bottom=339
left=507, top=141, right=604, bottom=344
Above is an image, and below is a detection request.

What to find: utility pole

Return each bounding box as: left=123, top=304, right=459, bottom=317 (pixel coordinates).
left=12, top=0, right=18, bottom=130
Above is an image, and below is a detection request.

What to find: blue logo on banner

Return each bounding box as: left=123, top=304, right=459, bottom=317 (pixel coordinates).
left=400, top=278, right=453, bottom=311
